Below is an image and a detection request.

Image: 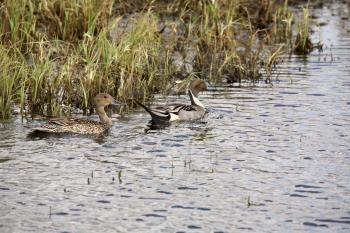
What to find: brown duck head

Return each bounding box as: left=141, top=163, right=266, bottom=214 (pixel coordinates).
left=93, top=93, right=116, bottom=108
left=189, top=79, right=208, bottom=97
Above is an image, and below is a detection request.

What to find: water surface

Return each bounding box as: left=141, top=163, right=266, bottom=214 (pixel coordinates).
left=1, top=3, right=350, bottom=233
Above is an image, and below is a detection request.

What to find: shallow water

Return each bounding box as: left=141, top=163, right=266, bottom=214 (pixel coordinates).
left=1, top=3, right=350, bottom=233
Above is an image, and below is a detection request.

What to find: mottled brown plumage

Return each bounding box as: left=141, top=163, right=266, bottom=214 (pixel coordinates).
left=30, top=93, right=117, bottom=135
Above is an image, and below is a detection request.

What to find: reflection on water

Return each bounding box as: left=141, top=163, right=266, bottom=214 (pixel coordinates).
left=1, top=3, right=350, bottom=233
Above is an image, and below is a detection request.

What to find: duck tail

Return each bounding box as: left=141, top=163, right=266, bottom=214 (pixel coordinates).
left=133, top=99, right=170, bottom=123
left=30, top=127, right=55, bottom=133
left=133, top=99, right=152, bottom=115
left=25, top=127, right=55, bottom=139
left=25, top=123, right=59, bottom=135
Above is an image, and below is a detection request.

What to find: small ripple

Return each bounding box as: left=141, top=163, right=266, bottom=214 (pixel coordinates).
left=274, top=104, right=300, bottom=108
left=295, top=190, right=323, bottom=194
left=143, top=214, right=166, bottom=219
left=295, top=184, right=322, bottom=189
left=177, top=186, right=198, bottom=190
left=157, top=190, right=173, bottom=195
left=316, top=197, right=328, bottom=200
left=316, top=219, right=350, bottom=224
left=279, top=91, right=298, bottom=95
left=147, top=149, right=165, bottom=153
left=142, top=141, right=157, bottom=145
left=237, top=227, right=253, bottom=230
left=197, top=207, right=211, bottom=211
left=161, top=143, right=184, bottom=147
left=132, top=146, right=142, bottom=150
left=153, top=209, right=167, bottom=212
left=303, top=222, right=328, bottom=227
left=139, top=197, right=167, bottom=200
left=188, top=225, right=201, bottom=229
left=0, top=157, right=12, bottom=163
left=171, top=205, right=195, bottom=210
left=290, top=194, right=308, bottom=198
left=306, top=93, right=326, bottom=96
left=51, top=212, right=69, bottom=216
left=342, top=82, right=350, bottom=86
left=96, top=200, right=111, bottom=204
left=69, top=208, right=81, bottom=212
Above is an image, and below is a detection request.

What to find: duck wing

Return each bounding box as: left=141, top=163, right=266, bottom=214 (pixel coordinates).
left=168, top=104, right=196, bottom=112
left=30, top=117, right=106, bottom=134
left=48, top=118, right=99, bottom=126
left=135, top=99, right=197, bottom=123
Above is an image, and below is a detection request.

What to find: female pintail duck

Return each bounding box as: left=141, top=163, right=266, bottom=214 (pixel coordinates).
left=30, top=93, right=120, bottom=135
left=136, top=78, right=208, bottom=124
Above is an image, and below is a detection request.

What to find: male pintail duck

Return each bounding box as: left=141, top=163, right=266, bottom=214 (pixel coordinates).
left=29, top=93, right=120, bottom=135
left=136, top=78, right=208, bottom=124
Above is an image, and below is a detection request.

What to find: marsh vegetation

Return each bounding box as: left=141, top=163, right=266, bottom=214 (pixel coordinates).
left=0, top=0, right=313, bottom=119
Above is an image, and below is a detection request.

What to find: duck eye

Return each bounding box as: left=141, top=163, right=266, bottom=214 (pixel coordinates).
left=104, top=95, right=107, bottom=98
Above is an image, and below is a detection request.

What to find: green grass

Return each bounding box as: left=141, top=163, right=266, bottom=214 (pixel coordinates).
left=294, top=6, right=313, bottom=54
left=0, top=0, right=311, bottom=119
left=0, top=44, right=24, bottom=119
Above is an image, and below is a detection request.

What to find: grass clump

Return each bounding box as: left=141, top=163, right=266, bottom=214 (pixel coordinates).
left=0, top=0, right=36, bottom=50
left=0, top=0, right=313, bottom=120
left=294, top=6, right=313, bottom=54
left=0, top=44, right=25, bottom=119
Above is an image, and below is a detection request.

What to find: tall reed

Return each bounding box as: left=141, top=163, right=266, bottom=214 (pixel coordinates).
left=0, top=0, right=311, bottom=119
left=294, top=6, right=312, bottom=54
left=0, top=44, right=24, bottom=119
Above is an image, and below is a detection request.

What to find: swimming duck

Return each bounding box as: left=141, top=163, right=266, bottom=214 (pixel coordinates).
left=29, top=93, right=119, bottom=135
left=136, top=78, right=208, bottom=124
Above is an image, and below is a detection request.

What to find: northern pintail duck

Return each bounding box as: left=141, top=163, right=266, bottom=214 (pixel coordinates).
left=136, top=79, right=208, bottom=124
left=30, top=93, right=119, bottom=135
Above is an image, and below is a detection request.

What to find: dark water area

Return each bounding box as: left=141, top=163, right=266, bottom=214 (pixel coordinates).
left=1, top=3, right=350, bottom=233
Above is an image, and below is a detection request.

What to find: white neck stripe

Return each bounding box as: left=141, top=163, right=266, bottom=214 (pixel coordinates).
left=192, top=94, right=204, bottom=108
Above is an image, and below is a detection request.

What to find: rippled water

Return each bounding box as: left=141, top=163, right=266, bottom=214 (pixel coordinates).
left=1, top=3, right=350, bottom=233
